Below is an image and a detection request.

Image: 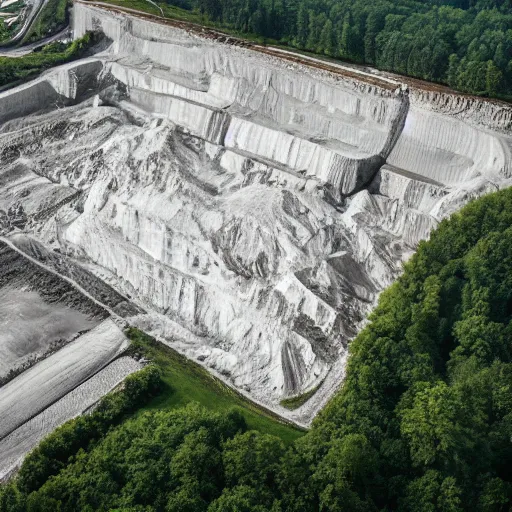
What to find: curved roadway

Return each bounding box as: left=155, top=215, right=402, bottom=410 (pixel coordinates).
left=0, top=26, right=69, bottom=55
left=0, top=0, right=70, bottom=55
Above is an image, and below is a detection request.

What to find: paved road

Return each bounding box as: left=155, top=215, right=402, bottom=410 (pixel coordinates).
left=2, top=0, right=46, bottom=46
left=0, top=26, right=70, bottom=56
left=0, top=0, right=71, bottom=56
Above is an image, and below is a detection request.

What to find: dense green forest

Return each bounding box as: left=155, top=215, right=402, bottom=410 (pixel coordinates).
left=140, top=0, right=512, bottom=98
left=2, top=188, right=512, bottom=510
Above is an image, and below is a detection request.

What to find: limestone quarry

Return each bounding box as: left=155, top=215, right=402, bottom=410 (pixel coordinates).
left=2, top=0, right=512, bottom=474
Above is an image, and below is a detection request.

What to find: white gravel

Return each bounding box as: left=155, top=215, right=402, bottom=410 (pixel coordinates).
left=0, top=356, right=142, bottom=480
left=0, top=287, right=99, bottom=378
left=0, top=319, right=128, bottom=440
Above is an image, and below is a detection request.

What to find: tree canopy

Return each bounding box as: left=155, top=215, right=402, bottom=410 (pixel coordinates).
left=159, top=0, right=512, bottom=98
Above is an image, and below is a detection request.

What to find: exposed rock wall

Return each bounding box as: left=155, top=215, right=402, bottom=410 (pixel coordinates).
left=387, top=107, right=512, bottom=185
left=1, top=4, right=512, bottom=424
left=75, top=6, right=407, bottom=199
left=0, top=60, right=103, bottom=125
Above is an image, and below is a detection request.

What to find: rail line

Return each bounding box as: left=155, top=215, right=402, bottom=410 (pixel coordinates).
left=75, top=0, right=512, bottom=105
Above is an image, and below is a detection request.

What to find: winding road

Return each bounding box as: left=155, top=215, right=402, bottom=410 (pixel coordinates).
left=0, top=25, right=70, bottom=55
left=0, top=0, right=70, bottom=56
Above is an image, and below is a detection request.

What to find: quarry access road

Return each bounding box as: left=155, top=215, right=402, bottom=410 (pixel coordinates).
left=2, top=233, right=307, bottom=429
left=1, top=0, right=50, bottom=48
left=0, top=235, right=126, bottom=326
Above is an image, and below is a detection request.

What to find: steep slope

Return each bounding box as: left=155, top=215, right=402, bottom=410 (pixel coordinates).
left=4, top=187, right=512, bottom=511
left=1, top=3, right=512, bottom=424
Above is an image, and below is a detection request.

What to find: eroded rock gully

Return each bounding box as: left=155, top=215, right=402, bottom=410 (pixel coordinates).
left=2, top=2, right=512, bottom=426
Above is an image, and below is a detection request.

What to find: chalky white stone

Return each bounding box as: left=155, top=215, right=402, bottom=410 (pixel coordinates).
left=1, top=3, right=512, bottom=428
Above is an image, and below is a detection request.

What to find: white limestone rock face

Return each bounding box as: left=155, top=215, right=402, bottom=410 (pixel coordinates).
left=0, top=60, right=104, bottom=125
left=1, top=4, right=512, bottom=425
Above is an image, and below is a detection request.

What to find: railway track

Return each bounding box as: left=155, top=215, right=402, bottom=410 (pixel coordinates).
left=75, top=0, right=512, bottom=106
left=76, top=0, right=402, bottom=92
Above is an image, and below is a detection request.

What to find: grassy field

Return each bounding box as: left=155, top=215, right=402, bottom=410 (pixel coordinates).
left=0, top=33, right=96, bottom=90
left=102, top=0, right=222, bottom=25
left=103, top=0, right=162, bottom=15
left=126, top=327, right=305, bottom=443
left=280, top=382, right=322, bottom=410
